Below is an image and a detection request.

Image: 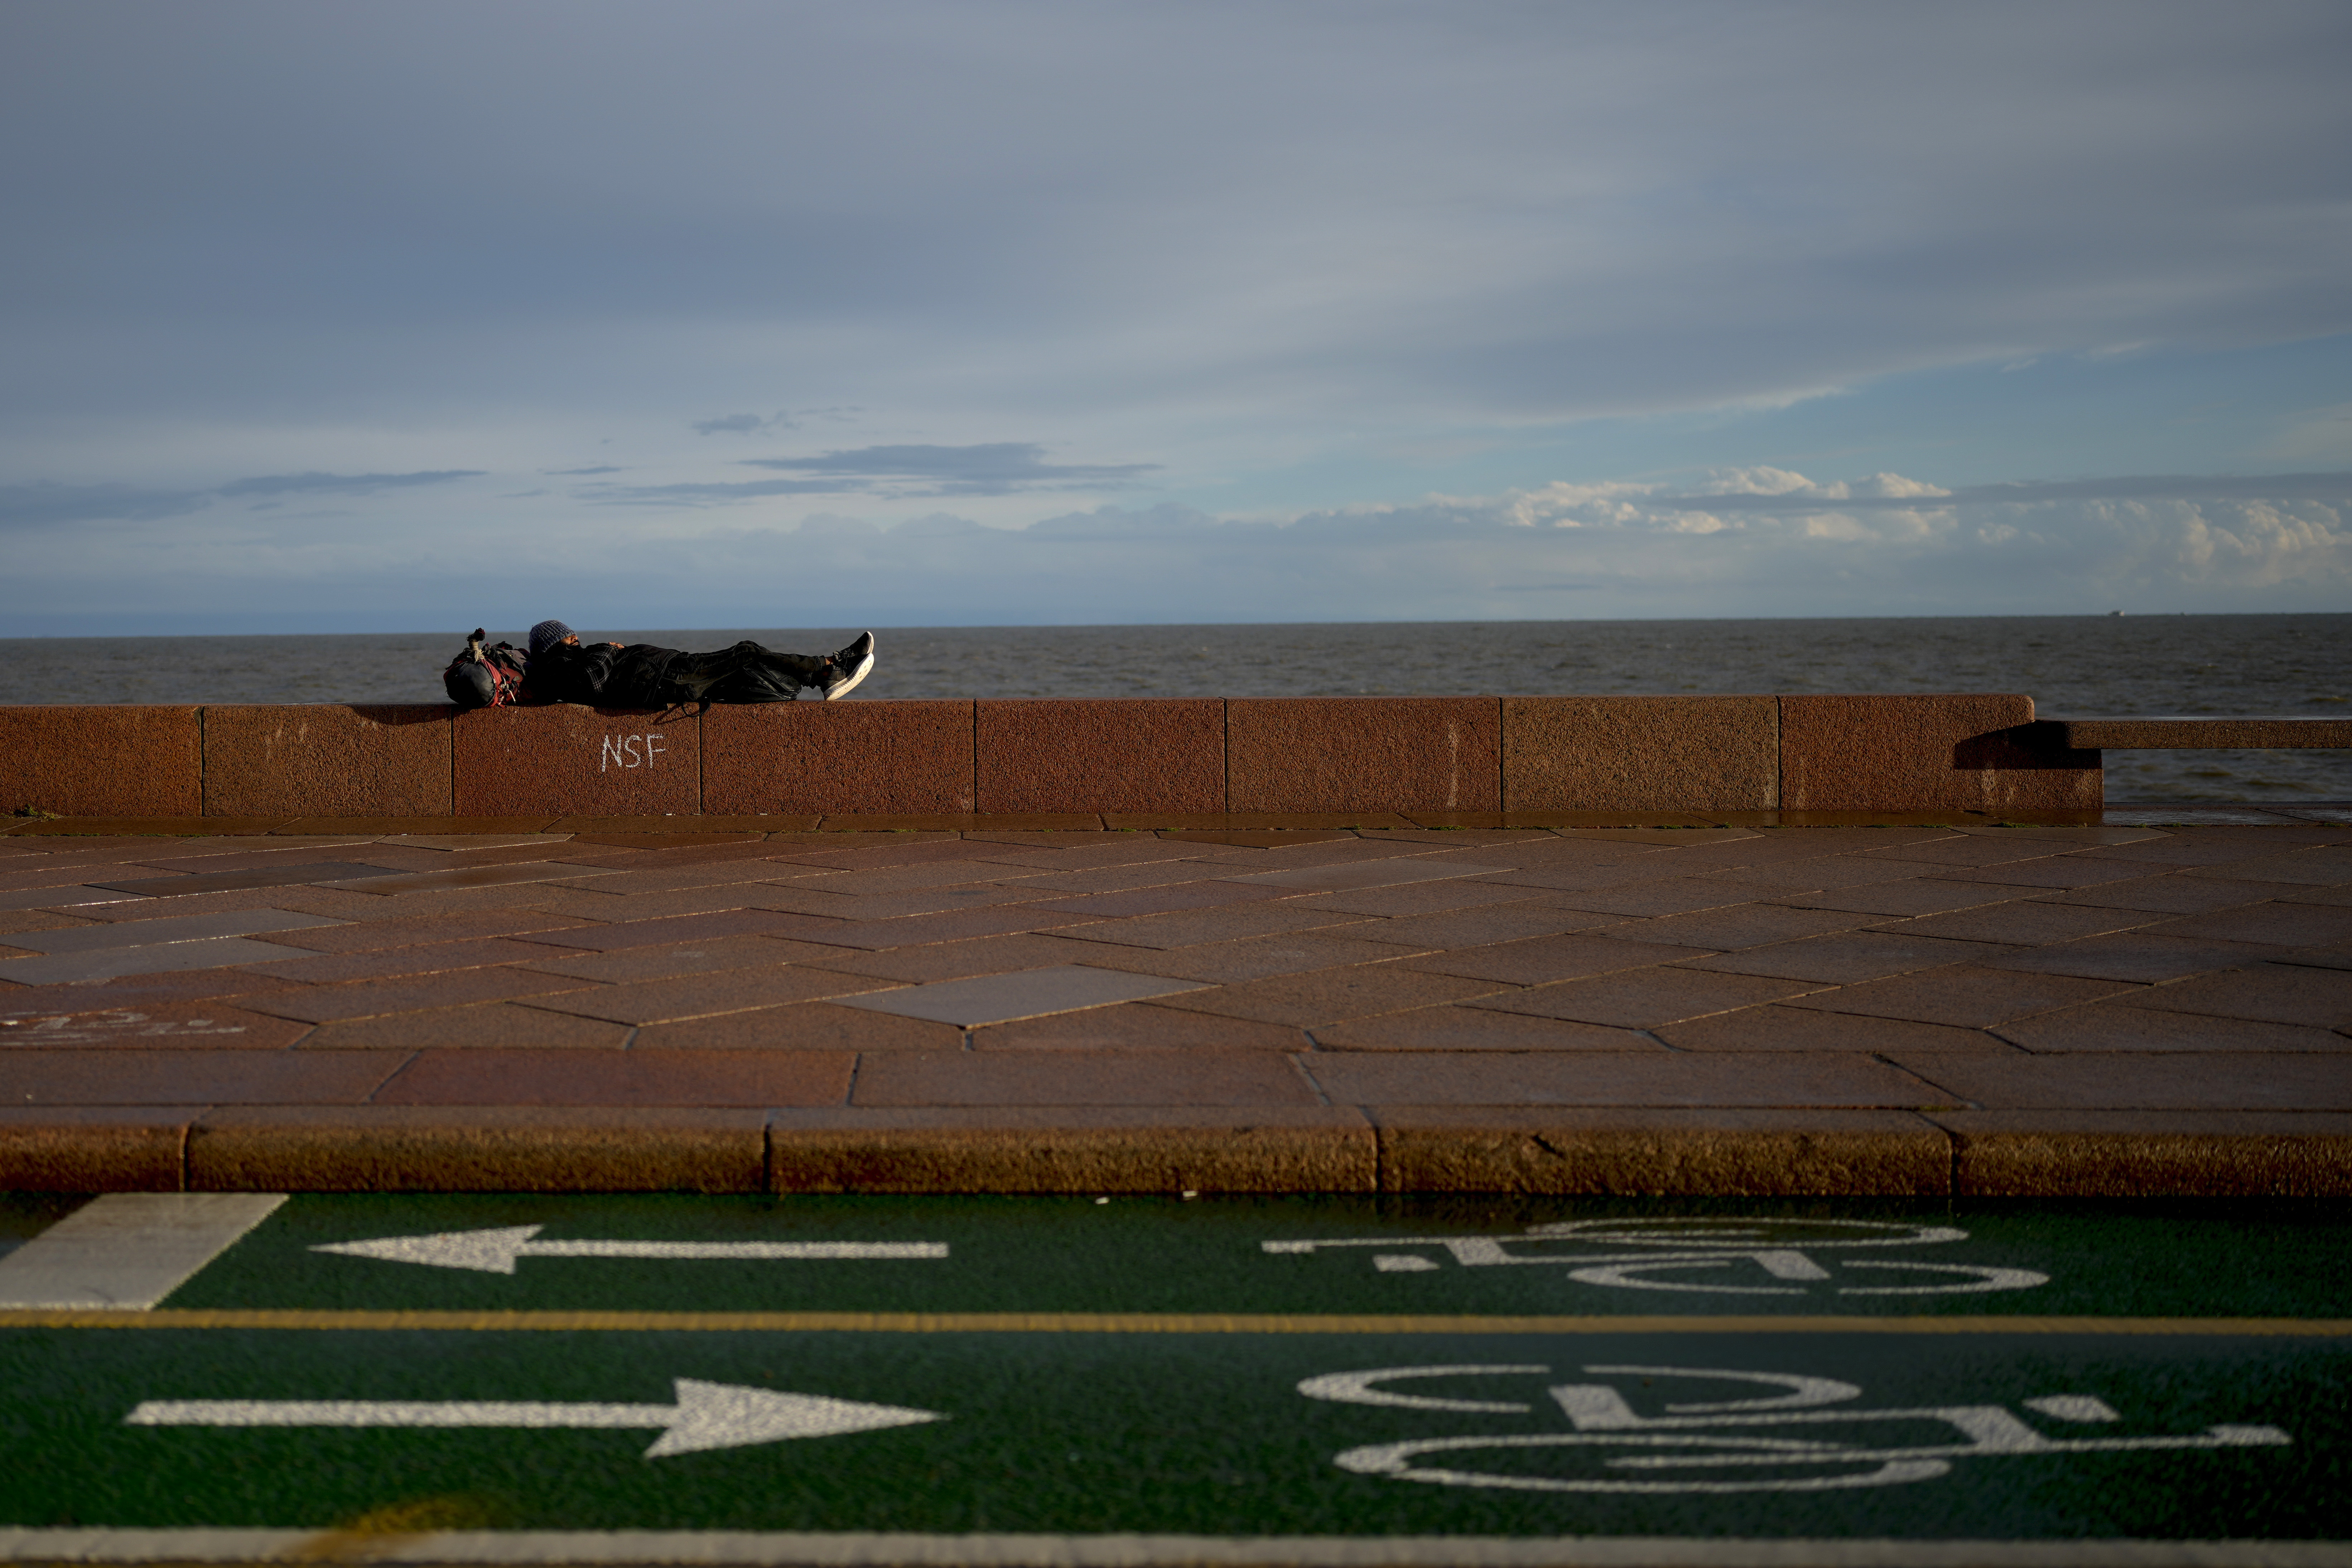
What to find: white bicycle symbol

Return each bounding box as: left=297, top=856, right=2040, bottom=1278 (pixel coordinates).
left=1265, top=1217, right=2048, bottom=1297
left=1302, top=1363, right=2290, bottom=1494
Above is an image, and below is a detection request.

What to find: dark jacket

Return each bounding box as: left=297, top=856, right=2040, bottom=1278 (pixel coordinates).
left=523, top=638, right=813, bottom=707
left=522, top=642, right=687, bottom=708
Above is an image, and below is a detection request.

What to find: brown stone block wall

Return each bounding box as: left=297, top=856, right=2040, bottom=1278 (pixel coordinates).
left=0, top=705, right=202, bottom=817
left=1779, top=694, right=2102, bottom=812
left=4, top=694, right=2118, bottom=822
left=452, top=705, right=701, bottom=816
left=203, top=704, right=454, bottom=816
left=1504, top=695, right=1778, bottom=812
left=703, top=701, right=974, bottom=815
left=1228, top=697, right=1501, bottom=814
left=976, top=699, right=1224, bottom=814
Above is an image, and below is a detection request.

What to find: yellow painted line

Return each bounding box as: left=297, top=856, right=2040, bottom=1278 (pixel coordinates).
left=1, top=1309, right=2349, bottom=1335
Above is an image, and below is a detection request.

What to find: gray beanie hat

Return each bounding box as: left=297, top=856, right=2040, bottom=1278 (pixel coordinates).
left=527, top=620, right=575, bottom=658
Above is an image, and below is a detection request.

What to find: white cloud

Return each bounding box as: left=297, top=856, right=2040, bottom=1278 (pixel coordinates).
left=1845, top=473, right=1956, bottom=500
left=3, top=5, right=2350, bottom=630
left=1, top=466, right=2342, bottom=635
left=1692, top=467, right=1818, bottom=497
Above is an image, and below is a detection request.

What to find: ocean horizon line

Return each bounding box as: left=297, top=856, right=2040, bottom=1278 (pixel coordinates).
left=4, top=608, right=2338, bottom=642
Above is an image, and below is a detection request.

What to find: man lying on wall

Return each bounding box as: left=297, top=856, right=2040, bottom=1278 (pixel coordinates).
left=442, top=622, right=875, bottom=709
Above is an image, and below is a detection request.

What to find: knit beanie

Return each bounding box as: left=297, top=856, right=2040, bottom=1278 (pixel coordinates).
left=527, top=620, right=575, bottom=659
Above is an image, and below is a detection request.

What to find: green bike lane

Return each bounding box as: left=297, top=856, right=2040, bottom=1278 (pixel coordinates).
left=2, top=1194, right=2348, bottom=1562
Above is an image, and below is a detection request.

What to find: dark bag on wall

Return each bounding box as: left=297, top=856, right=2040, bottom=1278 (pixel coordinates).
left=442, top=629, right=530, bottom=709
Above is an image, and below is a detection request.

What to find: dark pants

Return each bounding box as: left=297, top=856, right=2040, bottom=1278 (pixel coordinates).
left=661, top=641, right=830, bottom=704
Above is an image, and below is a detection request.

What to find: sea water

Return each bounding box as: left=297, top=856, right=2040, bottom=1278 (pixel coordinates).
left=0, top=615, right=2344, bottom=804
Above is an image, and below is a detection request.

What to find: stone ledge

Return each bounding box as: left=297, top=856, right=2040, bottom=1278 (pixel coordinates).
left=1780, top=695, right=2098, bottom=812
left=2045, top=716, right=2352, bottom=749
left=183, top=1106, right=768, bottom=1192
left=1367, top=1108, right=1954, bottom=1196
left=0, top=1108, right=192, bottom=1191
left=1931, top=1110, right=2352, bottom=1197
left=4, top=1107, right=2350, bottom=1194
left=2, top=694, right=2111, bottom=820
left=765, top=1106, right=1378, bottom=1194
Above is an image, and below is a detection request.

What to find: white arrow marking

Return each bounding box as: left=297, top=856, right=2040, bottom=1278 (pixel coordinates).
left=310, top=1226, right=948, bottom=1274
left=125, top=1378, right=944, bottom=1458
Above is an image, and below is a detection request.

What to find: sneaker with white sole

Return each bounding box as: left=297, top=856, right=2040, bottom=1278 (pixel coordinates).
left=816, top=632, right=876, bottom=700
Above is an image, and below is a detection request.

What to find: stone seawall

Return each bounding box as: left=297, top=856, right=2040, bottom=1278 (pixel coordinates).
left=0, top=694, right=2102, bottom=821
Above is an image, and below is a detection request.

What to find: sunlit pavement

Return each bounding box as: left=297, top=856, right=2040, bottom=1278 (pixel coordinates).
left=2, top=1192, right=2347, bottom=1565
left=3, top=819, right=2349, bottom=1199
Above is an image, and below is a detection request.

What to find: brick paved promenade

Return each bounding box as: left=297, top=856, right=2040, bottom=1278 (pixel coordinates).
left=3, top=812, right=2347, bottom=1196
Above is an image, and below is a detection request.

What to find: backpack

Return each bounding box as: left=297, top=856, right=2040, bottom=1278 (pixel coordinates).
left=442, top=628, right=531, bottom=709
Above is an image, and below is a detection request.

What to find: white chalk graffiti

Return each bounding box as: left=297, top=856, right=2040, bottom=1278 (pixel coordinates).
left=599, top=733, right=666, bottom=772
left=1305, top=1364, right=2290, bottom=1494
left=1263, top=1217, right=2047, bottom=1297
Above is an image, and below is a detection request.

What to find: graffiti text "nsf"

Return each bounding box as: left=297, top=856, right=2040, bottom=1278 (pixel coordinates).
left=601, top=733, right=665, bottom=771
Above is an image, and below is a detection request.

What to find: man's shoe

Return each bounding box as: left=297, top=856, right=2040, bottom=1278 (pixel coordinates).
left=817, top=632, right=876, bottom=700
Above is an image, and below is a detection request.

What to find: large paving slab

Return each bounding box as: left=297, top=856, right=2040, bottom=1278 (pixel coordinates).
left=1, top=816, right=2348, bottom=1196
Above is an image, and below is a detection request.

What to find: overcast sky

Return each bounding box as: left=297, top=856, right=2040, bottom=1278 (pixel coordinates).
left=4, top=0, right=2348, bottom=635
